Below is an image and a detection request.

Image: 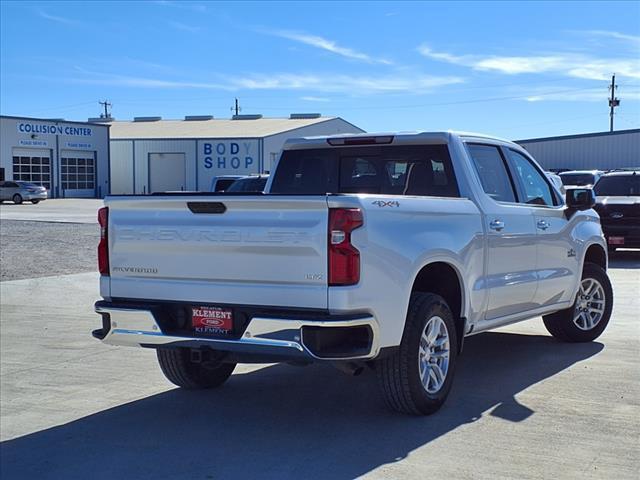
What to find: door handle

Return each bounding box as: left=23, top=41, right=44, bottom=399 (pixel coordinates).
left=537, top=220, right=550, bottom=230
left=489, top=219, right=505, bottom=231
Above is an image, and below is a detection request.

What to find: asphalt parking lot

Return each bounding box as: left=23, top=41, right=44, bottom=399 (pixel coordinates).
left=0, top=201, right=639, bottom=479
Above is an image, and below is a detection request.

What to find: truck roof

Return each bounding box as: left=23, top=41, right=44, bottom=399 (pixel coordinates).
left=282, top=130, right=518, bottom=150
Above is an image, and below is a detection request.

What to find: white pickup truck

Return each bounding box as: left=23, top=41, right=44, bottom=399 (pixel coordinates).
left=93, top=131, right=613, bottom=415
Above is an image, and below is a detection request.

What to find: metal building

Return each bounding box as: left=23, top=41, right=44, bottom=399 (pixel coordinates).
left=516, top=129, right=639, bottom=171
left=105, top=114, right=363, bottom=194
left=0, top=115, right=110, bottom=198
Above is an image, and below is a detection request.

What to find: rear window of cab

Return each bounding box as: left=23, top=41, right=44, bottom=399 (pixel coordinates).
left=270, top=145, right=459, bottom=197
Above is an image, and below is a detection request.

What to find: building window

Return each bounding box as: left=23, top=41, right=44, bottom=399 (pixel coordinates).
left=12, top=156, right=51, bottom=189
left=61, top=157, right=95, bottom=190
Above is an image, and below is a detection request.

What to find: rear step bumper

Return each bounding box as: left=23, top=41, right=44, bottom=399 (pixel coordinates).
left=94, top=302, right=380, bottom=361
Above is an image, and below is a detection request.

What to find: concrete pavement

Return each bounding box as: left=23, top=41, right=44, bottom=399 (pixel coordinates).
left=0, top=199, right=102, bottom=224
left=0, top=256, right=638, bottom=479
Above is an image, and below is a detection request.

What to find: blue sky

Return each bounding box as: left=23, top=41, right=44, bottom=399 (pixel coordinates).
left=1, top=0, right=639, bottom=139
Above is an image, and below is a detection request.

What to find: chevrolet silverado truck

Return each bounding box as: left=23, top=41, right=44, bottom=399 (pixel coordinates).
left=93, top=131, right=613, bottom=415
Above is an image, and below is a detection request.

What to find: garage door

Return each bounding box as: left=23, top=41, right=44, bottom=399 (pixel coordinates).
left=149, top=153, right=186, bottom=193
left=60, top=150, right=96, bottom=198
left=12, top=148, right=52, bottom=191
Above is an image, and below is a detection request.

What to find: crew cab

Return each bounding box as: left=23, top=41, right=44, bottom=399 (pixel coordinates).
left=593, top=170, right=640, bottom=251
left=93, top=131, right=613, bottom=415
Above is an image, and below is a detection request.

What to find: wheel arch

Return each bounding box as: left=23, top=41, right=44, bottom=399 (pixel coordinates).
left=584, top=243, right=607, bottom=271
left=410, top=261, right=466, bottom=349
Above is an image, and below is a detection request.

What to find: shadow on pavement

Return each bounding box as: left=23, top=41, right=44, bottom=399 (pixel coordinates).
left=608, top=249, right=640, bottom=269
left=0, top=332, right=603, bottom=479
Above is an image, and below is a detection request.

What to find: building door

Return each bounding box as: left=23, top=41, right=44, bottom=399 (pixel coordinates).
left=11, top=148, right=52, bottom=193
left=60, top=150, right=96, bottom=198
left=149, top=153, right=186, bottom=193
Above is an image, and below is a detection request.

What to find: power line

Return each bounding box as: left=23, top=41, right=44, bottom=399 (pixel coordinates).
left=248, top=87, right=601, bottom=111
left=25, top=101, right=97, bottom=115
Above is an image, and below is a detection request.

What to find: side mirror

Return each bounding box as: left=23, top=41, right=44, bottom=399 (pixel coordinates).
left=566, top=188, right=596, bottom=211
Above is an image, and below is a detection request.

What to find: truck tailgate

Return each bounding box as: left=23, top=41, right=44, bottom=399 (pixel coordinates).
left=105, top=195, right=329, bottom=309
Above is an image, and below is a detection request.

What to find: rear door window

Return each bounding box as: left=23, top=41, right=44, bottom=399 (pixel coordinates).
left=271, top=144, right=459, bottom=197
left=466, top=144, right=516, bottom=203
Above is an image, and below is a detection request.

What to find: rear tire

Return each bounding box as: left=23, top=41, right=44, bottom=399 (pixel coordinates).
left=156, top=348, right=236, bottom=389
left=31, top=200, right=40, bottom=204
left=12, top=194, right=22, bottom=205
left=543, top=263, right=613, bottom=342
left=376, top=293, right=459, bottom=415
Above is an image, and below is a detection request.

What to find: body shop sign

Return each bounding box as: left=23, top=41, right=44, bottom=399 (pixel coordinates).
left=198, top=139, right=259, bottom=189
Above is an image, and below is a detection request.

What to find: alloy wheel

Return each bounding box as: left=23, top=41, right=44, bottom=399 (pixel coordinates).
left=418, top=316, right=450, bottom=394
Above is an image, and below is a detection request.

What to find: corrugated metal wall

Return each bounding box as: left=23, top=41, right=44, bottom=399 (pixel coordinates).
left=517, top=129, right=639, bottom=171
left=109, top=141, right=133, bottom=194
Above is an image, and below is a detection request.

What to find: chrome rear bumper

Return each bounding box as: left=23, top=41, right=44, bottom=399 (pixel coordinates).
left=94, top=303, right=380, bottom=361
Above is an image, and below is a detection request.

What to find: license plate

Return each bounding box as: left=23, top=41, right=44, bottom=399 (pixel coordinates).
left=191, top=306, right=233, bottom=334
left=608, top=236, right=625, bottom=245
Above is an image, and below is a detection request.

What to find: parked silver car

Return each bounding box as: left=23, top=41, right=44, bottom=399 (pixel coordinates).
left=0, top=181, right=48, bottom=204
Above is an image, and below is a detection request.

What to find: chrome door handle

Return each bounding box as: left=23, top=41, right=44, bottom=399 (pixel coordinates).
left=489, top=219, right=505, bottom=231
left=537, top=220, right=550, bottom=230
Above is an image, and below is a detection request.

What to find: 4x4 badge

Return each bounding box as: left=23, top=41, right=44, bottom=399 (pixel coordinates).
left=567, top=249, right=576, bottom=258
left=372, top=200, right=400, bottom=208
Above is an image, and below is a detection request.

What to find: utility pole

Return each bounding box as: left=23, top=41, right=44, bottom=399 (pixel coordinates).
left=231, top=98, right=241, bottom=116
left=99, top=100, right=112, bottom=119
left=608, top=74, right=620, bottom=132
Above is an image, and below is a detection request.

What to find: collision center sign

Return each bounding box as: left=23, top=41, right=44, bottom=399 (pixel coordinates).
left=17, top=122, right=92, bottom=137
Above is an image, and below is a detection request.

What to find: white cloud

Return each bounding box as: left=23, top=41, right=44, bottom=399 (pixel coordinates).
left=232, top=73, right=462, bottom=93
left=524, top=88, right=640, bottom=103
left=70, top=67, right=233, bottom=90
left=578, top=30, right=640, bottom=46
left=168, top=21, right=200, bottom=33
left=417, top=44, right=640, bottom=80
left=265, top=30, right=393, bottom=65
left=35, top=9, right=78, bottom=25
left=67, top=68, right=463, bottom=94
left=300, top=96, right=330, bottom=102
left=153, top=1, right=207, bottom=13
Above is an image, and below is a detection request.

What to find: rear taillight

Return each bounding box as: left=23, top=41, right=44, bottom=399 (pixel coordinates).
left=98, top=207, right=109, bottom=275
left=328, top=208, right=363, bottom=286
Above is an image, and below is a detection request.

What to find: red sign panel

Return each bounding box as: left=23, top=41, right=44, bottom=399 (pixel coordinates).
left=192, top=306, right=233, bottom=334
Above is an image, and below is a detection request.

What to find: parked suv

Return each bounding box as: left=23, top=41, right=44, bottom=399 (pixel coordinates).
left=225, top=174, right=269, bottom=193
left=0, top=181, right=48, bottom=204
left=210, top=175, right=243, bottom=192
left=593, top=170, right=640, bottom=251
left=559, top=170, right=603, bottom=189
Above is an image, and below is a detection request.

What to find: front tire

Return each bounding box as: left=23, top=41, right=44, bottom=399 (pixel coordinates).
left=376, top=293, right=459, bottom=415
left=543, top=263, right=613, bottom=342
left=31, top=200, right=40, bottom=204
left=156, top=348, right=236, bottom=389
left=12, top=194, right=22, bottom=205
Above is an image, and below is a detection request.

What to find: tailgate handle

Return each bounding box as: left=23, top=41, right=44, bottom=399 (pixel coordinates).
left=187, top=202, right=227, bottom=214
